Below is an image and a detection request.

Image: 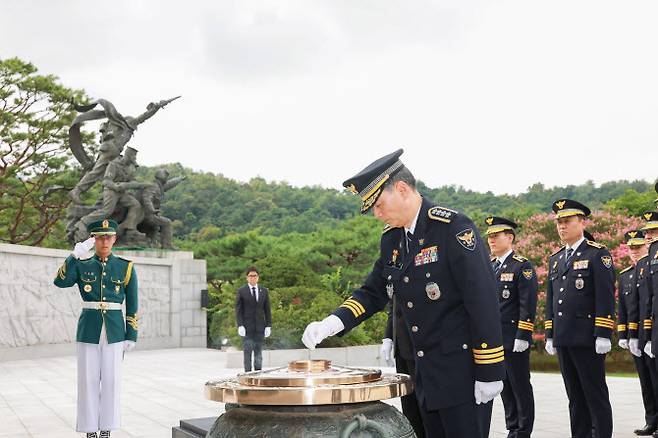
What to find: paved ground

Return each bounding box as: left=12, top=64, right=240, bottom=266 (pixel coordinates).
left=0, top=348, right=647, bottom=437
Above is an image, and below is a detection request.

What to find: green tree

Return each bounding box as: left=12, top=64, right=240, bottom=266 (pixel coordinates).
left=605, top=189, right=656, bottom=217
left=0, top=57, right=90, bottom=246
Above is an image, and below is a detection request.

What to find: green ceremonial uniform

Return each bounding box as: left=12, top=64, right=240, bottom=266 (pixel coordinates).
left=54, top=221, right=138, bottom=344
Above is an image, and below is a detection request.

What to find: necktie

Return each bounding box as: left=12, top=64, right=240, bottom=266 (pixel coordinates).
left=406, top=231, right=413, bottom=252
left=565, top=247, right=574, bottom=267
left=251, top=286, right=257, bottom=302
left=492, top=259, right=502, bottom=276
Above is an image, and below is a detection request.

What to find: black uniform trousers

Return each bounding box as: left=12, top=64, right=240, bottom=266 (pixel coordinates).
left=557, top=346, right=612, bottom=438
left=634, top=354, right=658, bottom=427
left=500, top=349, right=534, bottom=438
left=395, top=354, right=425, bottom=438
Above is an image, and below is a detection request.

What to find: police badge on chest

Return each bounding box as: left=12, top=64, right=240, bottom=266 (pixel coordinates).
left=426, top=282, right=441, bottom=300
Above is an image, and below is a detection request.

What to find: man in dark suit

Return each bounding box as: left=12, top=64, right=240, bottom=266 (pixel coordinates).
left=235, top=267, right=272, bottom=372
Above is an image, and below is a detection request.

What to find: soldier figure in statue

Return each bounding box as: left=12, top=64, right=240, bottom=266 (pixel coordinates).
left=137, top=168, right=186, bottom=249
left=68, top=97, right=179, bottom=204
left=74, top=147, right=148, bottom=243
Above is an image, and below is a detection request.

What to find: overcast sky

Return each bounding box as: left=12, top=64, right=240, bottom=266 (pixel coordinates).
left=2, top=1, right=657, bottom=195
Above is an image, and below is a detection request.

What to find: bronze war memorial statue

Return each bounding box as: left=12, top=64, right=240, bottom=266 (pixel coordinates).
left=66, top=96, right=185, bottom=249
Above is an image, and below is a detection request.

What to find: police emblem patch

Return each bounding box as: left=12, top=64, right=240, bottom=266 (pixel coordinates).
left=83, top=284, right=92, bottom=293
left=600, top=255, right=612, bottom=269
left=386, top=283, right=394, bottom=299
left=425, top=282, right=441, bottom=300
left=455, top=229, right=476, bottom=251
left=502, top=289, right=510, bottom=299
left=575, top=278, right=584, bottom=289
left=522, top=269, right=533, bottom=280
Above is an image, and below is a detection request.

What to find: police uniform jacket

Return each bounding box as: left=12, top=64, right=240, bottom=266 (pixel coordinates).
left=646, top=240, right=658, bottom=348
left=54, top=253, right=138, bottom=344
left=635, top=256, right=651, bottom=347
left=544, top=240, right=615, bottom=347
left=616, top=263, right=639, bottom=342
left=333, top=198, right=505, bottom=411
left=495, top=251, right=538, bottom=350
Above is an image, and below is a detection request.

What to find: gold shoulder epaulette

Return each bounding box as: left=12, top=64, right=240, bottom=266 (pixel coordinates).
left=639, top=254, right=649, bottom=261
left=550, top=246, right=565, bottom=257
left=428, top=206, right=456, bottom=223
left=512, top=254, right=527, bottom=262
left=587, top=240, right=605, bottom=249
left=619, top=266, right=634, bottom=275
left=382, top=224, right=395, bottom=234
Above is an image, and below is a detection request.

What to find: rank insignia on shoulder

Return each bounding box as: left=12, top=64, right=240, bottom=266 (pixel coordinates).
left=512, top=254, right=527, bottom=262
left=587, top=240, right=605, bottom=249
left=522, top=269, right=533, bottom=280
left=428, top=206, right=455, bottom=223
left=600, top=255, right=613, bottom=269
left=455, top=228, right=476, bottom=251
left=619, top=266, right=633, bottom=275
left=573, top=260, right=589, bottom=270
left=382, top=224, right=394, bottom=234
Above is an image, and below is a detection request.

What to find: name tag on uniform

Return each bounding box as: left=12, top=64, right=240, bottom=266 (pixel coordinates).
left=414, top=246, right=438, bottom=266
left=573, top=260, right=589, bottom=270
left=500, top=273, right=514, bottom=282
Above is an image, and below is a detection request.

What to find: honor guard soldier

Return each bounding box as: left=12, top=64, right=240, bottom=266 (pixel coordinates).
left=543, top=199, right=615, bottom=438
left=54, top=219, right=139, bottom=438
left=485, top=216, right=537, bottom=438
left=381, top=302, right=425, bottom=437
left=301, top=149, right=505, bottom=438
left=619, top=229, right=658, bottom=436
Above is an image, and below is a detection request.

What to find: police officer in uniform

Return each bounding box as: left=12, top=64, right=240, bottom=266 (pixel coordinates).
left=381, top=302, right=425, bottom=437
left=485, top=216, right=537, bottom=438
left=543, top=199, right=615, bottom=438
left=54, top=219, right=139, bottom=438
left=301, top=149, right=505, bottom=438
left=618, top=229, right=658, bottom=435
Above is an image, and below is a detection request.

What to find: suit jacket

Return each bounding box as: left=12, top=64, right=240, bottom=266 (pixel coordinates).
left=236, top=284, right=272, bottom=339
left=333, top=198, right=505, bottom=411
left=494, top=251, right=538, bottom=349
left=544, top=239, right=616, bottom=347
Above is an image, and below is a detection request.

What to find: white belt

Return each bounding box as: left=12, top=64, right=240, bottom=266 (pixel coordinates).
left=81, top=301, right=122, bottom=311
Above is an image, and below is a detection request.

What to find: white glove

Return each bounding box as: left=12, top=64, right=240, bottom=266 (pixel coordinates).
left=512, top=339, right=529, bottom=353
left=645, top=341, right=655, bottom=358
left=545, top=338, right=556, bottom=355
left=238, top=326, right=246, bottom=337
left=474, top=380, right=504, bottom=405
left=264, top=327, right=271, bottom=338
left=595, top=337, right=611, bottom=354
left=629, top=338, right=642, bottom=357
left=301, top=315, right=345, bottom=349
left=71, top=237, right=95, bottom=259
left=618, top=339, right=628, bottom=349
left=124, top=340, right=136, bottom=352
left=380, top=338, right=394, bottom=363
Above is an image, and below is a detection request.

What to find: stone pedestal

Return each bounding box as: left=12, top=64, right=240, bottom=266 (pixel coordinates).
left=0, top=243, right=207, bottom=361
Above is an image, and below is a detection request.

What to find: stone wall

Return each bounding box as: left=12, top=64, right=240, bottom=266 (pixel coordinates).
left=0, top=243, right=207, bottom=361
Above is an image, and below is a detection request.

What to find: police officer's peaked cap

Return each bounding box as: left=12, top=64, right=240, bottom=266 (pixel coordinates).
left=342, top=148, right=405, bottom=213
left=552, top=199, right=591, bottom=218
left=484, top=216, right=518, bottom=235
left=624, top=229, right=646, bottom=246
left=583, top=230, right=595, bottom=242
left=641, top=211, right=658, bottom=231
left=87, top=218, right=118, bottom=236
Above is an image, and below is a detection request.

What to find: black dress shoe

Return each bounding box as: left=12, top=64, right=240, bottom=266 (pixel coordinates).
left=635, top=423, right=657, bottom=435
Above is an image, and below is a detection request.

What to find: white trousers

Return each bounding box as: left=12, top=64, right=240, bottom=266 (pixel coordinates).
left=76, top=325, right=123, bottom=433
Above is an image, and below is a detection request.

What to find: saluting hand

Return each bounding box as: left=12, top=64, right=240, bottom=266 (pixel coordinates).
left=71, top=237, right=95, bottom=259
